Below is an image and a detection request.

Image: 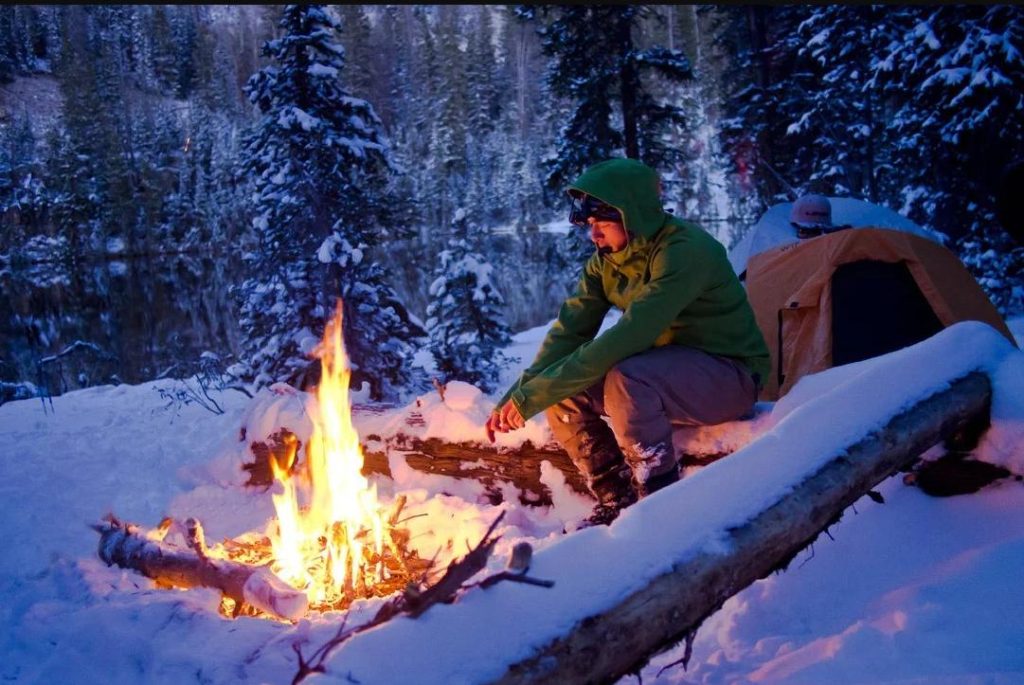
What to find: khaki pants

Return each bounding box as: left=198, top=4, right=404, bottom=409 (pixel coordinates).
left=545, top=345, right=757, bottom=486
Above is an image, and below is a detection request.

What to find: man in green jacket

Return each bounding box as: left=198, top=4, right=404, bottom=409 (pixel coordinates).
left=487, top=158, right=770, bottom=524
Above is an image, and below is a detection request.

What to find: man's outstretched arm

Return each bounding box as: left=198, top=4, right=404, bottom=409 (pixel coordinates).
left=488, top=255, right=609, bottom=440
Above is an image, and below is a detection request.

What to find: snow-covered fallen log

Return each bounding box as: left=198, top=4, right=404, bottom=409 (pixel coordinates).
left=369, top=438, right=730, bottom=505
left=493, top=370, right=990, bottom=683
left=306, top=322, right=1016, bottom=685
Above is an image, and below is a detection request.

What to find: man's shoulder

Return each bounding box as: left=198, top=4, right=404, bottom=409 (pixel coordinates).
left=655, top=217, right=722, bottom=254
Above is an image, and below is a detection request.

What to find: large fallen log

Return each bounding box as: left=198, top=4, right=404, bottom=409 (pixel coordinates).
left=245, top=433, right=727, bottom=506
left=493, top=371, right=992, bottom=684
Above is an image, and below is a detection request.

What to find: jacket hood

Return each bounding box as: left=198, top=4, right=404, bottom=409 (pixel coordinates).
left=568, top=158, right=668, bottom=240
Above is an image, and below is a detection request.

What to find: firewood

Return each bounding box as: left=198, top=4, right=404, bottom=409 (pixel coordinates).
left=292, top=511, right=534, bottom=684
left=93, top=515, right=308, bottom=622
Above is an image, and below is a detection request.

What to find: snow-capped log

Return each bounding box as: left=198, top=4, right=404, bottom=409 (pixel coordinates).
left=93, top=516, right=308, bottom=622
left=367, top=438, right=590, bottom=505
left=493, top=371, right=991, bottom=684
left=245, top=434, right=725, bottom=506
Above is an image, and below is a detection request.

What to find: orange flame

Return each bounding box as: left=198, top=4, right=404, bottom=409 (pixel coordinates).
left=268, top=301, right=388, bottom=607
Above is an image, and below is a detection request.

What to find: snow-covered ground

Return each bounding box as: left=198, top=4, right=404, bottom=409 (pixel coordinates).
left=1, top=318, right=1022, bottom=684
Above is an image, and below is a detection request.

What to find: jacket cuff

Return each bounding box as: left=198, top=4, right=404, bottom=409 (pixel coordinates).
left=510, top=389, right=536, bottom=421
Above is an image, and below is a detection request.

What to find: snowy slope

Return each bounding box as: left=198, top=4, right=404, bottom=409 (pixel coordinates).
left=0, top=319, right=1021, bottom=684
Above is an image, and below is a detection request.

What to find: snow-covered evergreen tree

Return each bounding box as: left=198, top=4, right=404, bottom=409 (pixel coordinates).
left=872, top=5, right=1024, bottom=314
left=0, top=112, right=47, bottom=251
left=425, top=219, right=514, bottom=393
left=784, top=6, right=899, bottom=200
left=712, top=5, right=809, bottom=207
left=234, top=4, right=420, bottom=396
left=317, top=227, right=426, bottom=401
left=518, top=6, right=692, bottom=193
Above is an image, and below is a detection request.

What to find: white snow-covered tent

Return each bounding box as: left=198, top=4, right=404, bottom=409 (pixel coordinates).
left=728, top=197, right=943, bottom=278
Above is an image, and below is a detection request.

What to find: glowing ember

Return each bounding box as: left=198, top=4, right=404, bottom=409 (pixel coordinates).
left=267, top=301, right=390, bottom=607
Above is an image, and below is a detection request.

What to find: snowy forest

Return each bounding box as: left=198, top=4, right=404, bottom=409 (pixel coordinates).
left=4, top=7, right=1024, bottom=684
left=1, top=4, right=1022, bottom=402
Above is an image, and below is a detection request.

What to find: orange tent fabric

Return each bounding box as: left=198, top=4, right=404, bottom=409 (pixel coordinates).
left=746, top=227, right=1015, bottom=400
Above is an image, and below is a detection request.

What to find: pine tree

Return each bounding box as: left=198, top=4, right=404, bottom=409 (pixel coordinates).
left=870, top=6, right=1024, bottom=314
left=0, top=112, right=47, bottom=251
left=518, top=6, right=692, bottom=194
left=235, top=5, right=420, bottom=398
left=793, top=7, right=893, bottom=199
left=48, top=7, right=112, bottom=254
left=317, top=225, right=426, bottom=400
left=711, top=5, right=809, bottom=207
left=425, top=217, right=514, bottom=393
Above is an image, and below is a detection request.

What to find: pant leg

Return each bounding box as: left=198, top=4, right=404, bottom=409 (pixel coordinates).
left=544, top=381, right=623, bottom=482
left=604, top=345, right=757, bottom=484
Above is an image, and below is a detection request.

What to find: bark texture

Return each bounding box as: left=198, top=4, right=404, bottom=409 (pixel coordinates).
left=94, top=516, right=308, bottom=621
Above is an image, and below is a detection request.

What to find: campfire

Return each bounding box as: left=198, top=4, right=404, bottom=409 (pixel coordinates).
left=95, top=300, right=430, bottom=621
left=264, top=301, right=409, bottom=609
left=94, top=299, right=551, bottom=629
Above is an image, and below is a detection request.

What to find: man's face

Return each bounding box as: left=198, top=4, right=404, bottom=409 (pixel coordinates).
left=569, top=194, right=629, bottom=254
left=588, top=216, right=629, bottom=254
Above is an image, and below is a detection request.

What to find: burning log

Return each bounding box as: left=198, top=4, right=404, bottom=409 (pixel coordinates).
left=291, top=512, right=555, bottom=685
left=93, top=515, right=308, bottom=622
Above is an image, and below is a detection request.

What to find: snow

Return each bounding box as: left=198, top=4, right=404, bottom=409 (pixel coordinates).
left=728, top=197, right=945, bottom=276
left=1, top=319, right=1022, bottom=684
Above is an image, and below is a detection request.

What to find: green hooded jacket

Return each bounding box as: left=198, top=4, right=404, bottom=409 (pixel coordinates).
left=498, top=158, right=770, bottom=420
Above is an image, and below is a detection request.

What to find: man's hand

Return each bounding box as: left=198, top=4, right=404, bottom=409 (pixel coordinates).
left=485, top=401, right=526, bottom=443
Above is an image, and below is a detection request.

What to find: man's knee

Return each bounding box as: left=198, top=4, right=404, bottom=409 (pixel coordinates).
left=545, top=403, right=569, bottom=428
left=603, top=359, right=657, bottom=419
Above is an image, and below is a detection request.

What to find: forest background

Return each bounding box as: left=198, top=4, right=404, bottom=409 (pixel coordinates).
left=1, top=5, right=1021, bottom=402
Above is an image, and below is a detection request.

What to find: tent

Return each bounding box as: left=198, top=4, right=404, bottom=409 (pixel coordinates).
left=731, top=198, right=1016, bottom=400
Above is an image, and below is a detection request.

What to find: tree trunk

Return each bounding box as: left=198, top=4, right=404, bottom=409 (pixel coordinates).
left=618, top=13, right=639, bottom=160
left=491, top=371, right=991, bottom=684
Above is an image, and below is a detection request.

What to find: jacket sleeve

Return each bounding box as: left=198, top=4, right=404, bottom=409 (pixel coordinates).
left=511, top=235, right=714, bottom=419
left=494, top=255, right=610, bottom=409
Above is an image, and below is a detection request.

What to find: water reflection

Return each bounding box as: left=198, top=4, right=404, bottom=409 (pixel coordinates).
left=1, top=254, right=243, bottom=398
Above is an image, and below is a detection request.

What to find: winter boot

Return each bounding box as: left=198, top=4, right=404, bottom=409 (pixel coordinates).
left=635, top=466, right=680, bottom=499
left=580, top=463, right=638, bottom=527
